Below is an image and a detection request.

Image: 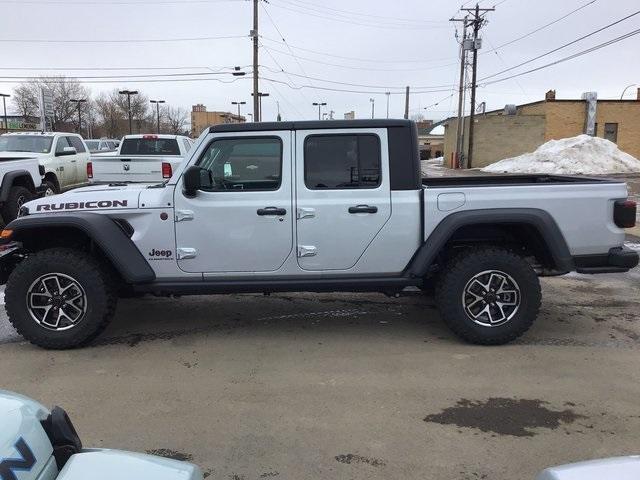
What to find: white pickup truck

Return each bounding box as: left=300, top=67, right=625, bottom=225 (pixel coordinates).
left=0, top=154, right=44, bottom=223
left=0, top=120, right=637, bottom=349
left=88, top=134, right=193, bottom=184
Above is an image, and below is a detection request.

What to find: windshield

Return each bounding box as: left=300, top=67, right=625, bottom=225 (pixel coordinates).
left=120, top=138, right=180, bottom=156
left=0, top=135, right=53, bottom=153
left=85, top=140, right=100, bottom=150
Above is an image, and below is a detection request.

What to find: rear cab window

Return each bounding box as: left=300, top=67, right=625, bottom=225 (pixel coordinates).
left=68, top=136, right=86, bottom=153
left=120, top=137, right=180, bottom=156
left=304, top=134, right=381, bottom=189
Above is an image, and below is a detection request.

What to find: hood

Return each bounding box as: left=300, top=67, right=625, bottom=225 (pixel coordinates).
left=0, top=151, right=45, bottom=160
left=23, top=184, right=146, bottom=214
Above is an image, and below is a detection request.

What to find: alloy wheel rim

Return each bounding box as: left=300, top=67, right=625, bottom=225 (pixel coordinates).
left=462, top=270, right=520, bottom=327
left=44, top=188, right=55, bottom=196
left=26, top=273, right=87, bottom=331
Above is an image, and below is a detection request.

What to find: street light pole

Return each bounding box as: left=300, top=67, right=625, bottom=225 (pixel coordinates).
left=252, top=92, right=269, bottom=121
left=150, top=100, right=165, bottom=134
left=70, top=99, right=87, bottom=136
left=312, top=102, right=326, bottom=120
left=232, top=101, right=246, bottom=119
left=119, top=90, right=138, bottom=134
left=0, top=93, right=9, bottom=132
left=370, top=98, right=375, bottom=119
left=620, top=84, right=637, bottom=100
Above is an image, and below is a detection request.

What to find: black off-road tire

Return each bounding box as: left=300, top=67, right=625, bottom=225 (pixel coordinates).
left=1, top=185, right=33, bottom=223
left=435, top=247, right=541, bottom=345
left=5, top=248, right=117, bottom=349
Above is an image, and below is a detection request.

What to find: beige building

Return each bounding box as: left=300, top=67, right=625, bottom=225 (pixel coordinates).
left=191, top=104, right=245, bottom=137
left=444, top=89, right=640, bottom=168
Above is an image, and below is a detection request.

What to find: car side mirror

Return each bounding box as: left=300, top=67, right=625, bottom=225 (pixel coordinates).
left=183, top=166, right=212, bottom=197
left=56, top=146, right=77, bottom=157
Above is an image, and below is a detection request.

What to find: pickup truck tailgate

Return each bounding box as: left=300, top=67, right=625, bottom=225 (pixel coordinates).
left=89, top=155, right=182, bottom=183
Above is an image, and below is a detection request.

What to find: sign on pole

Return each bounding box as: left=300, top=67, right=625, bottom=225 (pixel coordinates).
left=39, top=87, right=54, bottom=132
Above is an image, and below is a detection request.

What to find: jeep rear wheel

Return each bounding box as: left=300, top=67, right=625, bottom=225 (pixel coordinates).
left=2, top=185, right=32, bottom=223
left=5, top=248, right=117, bottom=349
left=435, top=247, right=541, bottom=345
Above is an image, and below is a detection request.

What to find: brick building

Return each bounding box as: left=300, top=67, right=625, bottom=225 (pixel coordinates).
left=443, top=88, right=640, bottom=168
left=191, top=104, right=245, bottom=137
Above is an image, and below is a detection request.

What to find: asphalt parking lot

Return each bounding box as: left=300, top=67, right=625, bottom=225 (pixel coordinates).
left=0, top=254, right=639, bottom=480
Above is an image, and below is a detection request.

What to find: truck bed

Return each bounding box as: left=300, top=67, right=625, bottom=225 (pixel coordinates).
left=422, top=174, right=622, bottom=188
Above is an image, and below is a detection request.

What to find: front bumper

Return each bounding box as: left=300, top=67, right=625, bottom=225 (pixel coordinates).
left=574, top=246, right=639, bottom=274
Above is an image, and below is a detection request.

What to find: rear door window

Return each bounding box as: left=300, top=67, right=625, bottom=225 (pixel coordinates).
left=68, top=136, right=86, bottom=153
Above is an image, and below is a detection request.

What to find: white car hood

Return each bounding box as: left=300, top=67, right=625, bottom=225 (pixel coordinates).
left=24, top=183, right=149, bottom=214
left=0, top=151, right=46, bottom=160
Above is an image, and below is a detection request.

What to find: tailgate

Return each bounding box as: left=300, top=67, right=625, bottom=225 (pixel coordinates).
left=90, top=155, right=182, bottom=183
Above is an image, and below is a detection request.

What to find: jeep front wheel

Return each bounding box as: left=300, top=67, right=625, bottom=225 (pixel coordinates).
left=435, top=247, right=541, bottom=345
left=5, top=248, right=117, bottom=349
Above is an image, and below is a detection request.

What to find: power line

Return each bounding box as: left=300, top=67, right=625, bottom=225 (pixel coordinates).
left=0, top=71, right=246, bottom=80
left=0, top=65, right=246, bottom=71
left=259, top=64, right=456, bottom=90
left=480, top=9, right=640, bottom=81
left=259, top=35, right=456, bottom=65
left=0, top=34, right=246, bottom=44
left=262, top=44, right=458, bottom=72
left=259, top=76, right=453, bottom=95
left=273, top=0, right=447, bottom=25
left=265, top=0, right=450, bottom=30
left=0, top=76, right=250, bottom=84
left=482, top=27, right=640, bottom=86
left=484, top=0, right=598, bottom=54
left=0, top=0, right=241, bottom=4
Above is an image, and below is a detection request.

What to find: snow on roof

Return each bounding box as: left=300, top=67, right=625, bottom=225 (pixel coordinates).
left=430, top=125, right=445, bottom=135
left=482, top=135, right=640, bottom=175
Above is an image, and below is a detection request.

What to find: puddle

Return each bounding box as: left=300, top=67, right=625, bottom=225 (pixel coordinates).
left=424, top=398, right=585, bottom=437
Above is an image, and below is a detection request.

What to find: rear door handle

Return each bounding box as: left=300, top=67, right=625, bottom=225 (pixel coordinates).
left=348, top=205, right=378, bottom=214
left=257, top=207, right=287, bottom=216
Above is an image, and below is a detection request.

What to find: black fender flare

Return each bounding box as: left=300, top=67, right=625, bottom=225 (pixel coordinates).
left=6, top=212, right=156, bottom=284
left=405, top=208, right=574, bottom=277
left=0, top=170, right=37, bottom=202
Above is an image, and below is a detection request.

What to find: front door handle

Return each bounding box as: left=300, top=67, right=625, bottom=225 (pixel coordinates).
left=257, top=207, right=287, bottom=216
left=348, top=205, right=378, bottom=214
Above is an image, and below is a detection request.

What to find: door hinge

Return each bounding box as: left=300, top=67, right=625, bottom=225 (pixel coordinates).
left=297, top=245, right=317, bottom=258
left=296, top=207, right=315, bottom=220
left=175, top=210, right=194, bottom=222
left=177, top=247, right=197, bottom=260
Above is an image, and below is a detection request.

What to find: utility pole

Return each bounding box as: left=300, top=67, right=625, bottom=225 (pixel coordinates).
left=0, top=93, right=9, bottom=132
left=276, top=101, right=282, bottom=121
left=119, top=90, right=138, bottom=134
left=385, top=92, right=390, bottom=118
left=450, top=16, right=468, bottom=169
left=232, top=100, right=246, bottom=120
left=150, top=100, right=165, bottom=134
left=404, top=86, right=410, bottom=119
left=70, top=99, right=87, bottom=136
left=461, top=3, right=494, bottom=168
left=252, top=0, right=260, bottom=122
left=369, top=98, right=375, bottom=119
left=313, top=101, right=326, bottom=120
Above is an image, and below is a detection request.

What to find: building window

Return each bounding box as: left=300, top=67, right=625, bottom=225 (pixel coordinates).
left=304, top=134, right=381, bottom=190
left=604, top=123, right=618, bottom=143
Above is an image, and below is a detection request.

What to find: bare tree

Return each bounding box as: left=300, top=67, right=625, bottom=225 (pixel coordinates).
left=11, top=76, right=90, bottom=131
left=164, top=106, right=188, bottom=135
left=95, top=91, right=126, bottom=138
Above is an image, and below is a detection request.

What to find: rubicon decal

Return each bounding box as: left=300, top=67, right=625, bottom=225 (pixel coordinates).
left=0, top=438, right=36, bottom=480
left=36, top=200, right=128, bottom=212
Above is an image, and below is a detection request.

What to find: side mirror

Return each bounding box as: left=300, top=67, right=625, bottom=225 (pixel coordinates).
left=183, top=166, right=212, bottom=197
left=56, top=146, right=77, bottom=157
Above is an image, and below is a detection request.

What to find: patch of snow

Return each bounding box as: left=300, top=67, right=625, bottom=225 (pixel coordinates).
left=625, top=242, right=640, bottom=252
left=430, top=125, right=445, bottom=135
left=482, top=135, right=640, bottom=175
left=0, top=286, right=4, bottom=305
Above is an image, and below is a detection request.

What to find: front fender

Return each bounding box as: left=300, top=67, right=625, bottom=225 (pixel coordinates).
left=5, top=213, right=155, bottom=284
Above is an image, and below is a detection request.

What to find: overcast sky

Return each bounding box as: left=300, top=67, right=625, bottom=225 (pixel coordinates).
left=0, top=0, right=639, bottom=124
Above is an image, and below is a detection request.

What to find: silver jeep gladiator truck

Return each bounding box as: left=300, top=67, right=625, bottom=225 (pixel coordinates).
left=0, top=119, right=637, bottom=349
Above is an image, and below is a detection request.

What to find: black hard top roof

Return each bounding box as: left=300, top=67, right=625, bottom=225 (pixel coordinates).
left=208, top=119, right=413, bottom=134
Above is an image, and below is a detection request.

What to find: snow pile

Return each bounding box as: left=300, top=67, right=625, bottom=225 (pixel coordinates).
left=421, top=156, right=444, bottom=176
left=482, top=135, right=640, bottom=175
